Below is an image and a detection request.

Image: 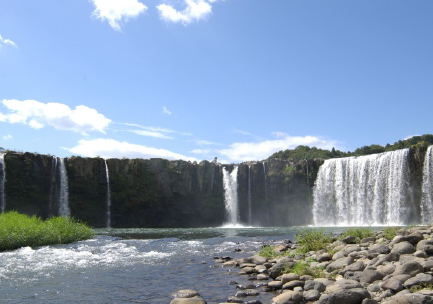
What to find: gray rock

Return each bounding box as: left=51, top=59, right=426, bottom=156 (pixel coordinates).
left=362, top=299, right=378, bottom=304
left=332, top=251, right=347, bottom=260
left=226, top=296, right=243, bottom=303
left=381, top=278, right=405, bottom=292
left=360, top=269, right=385, bottom=284
left=393, top=261, right=424, bottom=277
left=381, top=293, right=433, bottom=304
left=326, top=257, right=355, bottom=272
left=343, top=235, right=357, bottom=244
left=344, top=261, right=366, bottom=272
left=170, top=297, right=206, bottom=304
left=268, top=258, right=296, bottom=279
left=326, top=279, right=363, bottom=293
left=417, top=240, right=433, bottom=254
left=172, top=290, right=200, bottom=298
left=421, top=260, right=433, bottom=272
left=391, top=241, right=416, bottom=255
left=315, top=278, right=336, bottom=286
left=304, top=289, right=321, bottom=301
left=317, top=288, right=371, bottom=304
left=401, top=232, right=424, bottom=245
left=268, top=281, right=283, bottom=290
left=369, top=244, right=391, bottom=255
left=404, top=273, right=433, bottom=287
left=377, top=263, right=396, bottom=276
left=317, top=253, right=332, bottom=262
left=344, top=271, right=363, bottom=281
left=304, top=280, right=326, bottom=292
left=271, top=290, right=303, bottom=304
left=414, top=250, right=428, bottom=258
left=343, top=245, right=362, bottom=255
left=375, top=252, right=400, bottom=266
left=256, top=274, right=269, bottom=280
left=361, top=237, right=377, bottom=244
left=282, top=280, right=304, bottom=290
left=281, top=273, right=300, bottom=284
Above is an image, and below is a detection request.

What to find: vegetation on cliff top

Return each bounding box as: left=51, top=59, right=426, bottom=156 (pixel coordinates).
left=0, top=211, right=94, bottom=251
left=268, top=134, right=433, bottom=161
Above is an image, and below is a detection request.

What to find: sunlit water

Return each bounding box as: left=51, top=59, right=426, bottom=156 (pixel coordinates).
left=0, top=226, right=377, bottom=303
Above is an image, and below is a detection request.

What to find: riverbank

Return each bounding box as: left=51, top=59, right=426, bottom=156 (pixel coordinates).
left=171, top=226, right=433, bottom=304
left=0, top=211, right=94, bottom=251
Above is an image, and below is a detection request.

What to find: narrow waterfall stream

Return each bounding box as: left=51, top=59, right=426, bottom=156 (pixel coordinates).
left=222, top=166, right=239, bottom=225
left=59, top=158, right=70, bottom=217
left=422, top=146, right=433, bottom=224
left=248, top=165, right=252, bottom=225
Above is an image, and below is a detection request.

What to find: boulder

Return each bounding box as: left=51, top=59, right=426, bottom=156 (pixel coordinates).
left=360, top=269, right=385, bottom=284
left=393, top=261, right=424, bottom=277
left=326, top=257, right=355, bottom=272
left=316, top=288, right=371, bottom=304
left=172, top=290, right=200, bottom=298
left=404, top=273, right=433, bottom=288
left=391, top=242, right=416, bottom=255
left=381, top=278, right=405, bottom=292
left=304, top=280, right=326, bottom=292
left=417, top=240, right=433, bottom=254
left=170, top=297, right=206, bottom=304
left=304, top=289, right=321, bottom=301
left=281, top=273, right=300, bottom=285
left=381, top=293, right=433, bottom=304
left=272, top=290, right=303, bottom=304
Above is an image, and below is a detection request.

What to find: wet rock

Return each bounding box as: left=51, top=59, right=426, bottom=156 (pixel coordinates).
left=268, top=281, right=283, bottom=290
left=170, top=297, right=206, bottom=304
left=172, top=290, right=199, bottom=298
left=281, top=273, right=300, bottom=284
left=282, top=280, right=304, bottom=290
left=256, top=274, right=269, bottom=280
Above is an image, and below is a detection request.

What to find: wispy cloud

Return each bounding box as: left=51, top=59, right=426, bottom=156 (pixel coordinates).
left=91, top=0, right=147, bottom=31
left=118, top=122, right=192, bottom=139
left=157, top=0, right=212, bottom=25
left=190, top=148, right=211, bottom=154
left=232, top=129, right=252, bottom=136
left=0, top=99, right=111, bottom=134
left=68, top=138, right=197, bottom=161
left=0, top=34, right=18, bottom=50
left=2, top=135, right=13, bottom=141
left=162, top=106, right=172, bottom=115
left=195, top=140, right=220, bottom=146
left=218, top=134, right=340, bottom=163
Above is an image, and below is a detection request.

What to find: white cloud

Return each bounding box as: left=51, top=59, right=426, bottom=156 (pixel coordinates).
left=162, top=106, right=172, bottom=115
left=404, top=134, right=420, bottom=140
left=128, top=129, right=174, bottom=139
left=0, top=99, right=111, bottom=134
left=68, top=138, right=197, bottom=161
left=218, top=135, right=340, bottom=163
left=0, top=34, right=18, bottom=50
left=2, top=135, right=13, bottom=141
left=232, top=129, right=252, bottom=136
left=91, top=0, right=147, bottom=31
left=196, top=140, right=220, bottom=146
left=157, top=0, right=212, bottom=25
left=190, top=149, right=211, bottom=154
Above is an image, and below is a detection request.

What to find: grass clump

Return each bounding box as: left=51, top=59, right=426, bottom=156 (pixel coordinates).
left=341, top=227, right=373, bottom=243
left=0, top=211, right=95, bottom=251
left=284, top=260, right=326, bottom=278
left=296, top=228, right=331, bottom=253
left=383, top=227, right=400, bottom=240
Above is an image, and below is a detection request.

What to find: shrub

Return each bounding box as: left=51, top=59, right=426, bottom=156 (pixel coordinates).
left=383, top=227, right=400, bottom=240
left=341, top=228, right=373, bottom=243
left=296, top=228, right=331, bottom=253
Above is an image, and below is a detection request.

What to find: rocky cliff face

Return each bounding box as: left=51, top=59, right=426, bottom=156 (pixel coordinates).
left=1, top=152, right=323, bottom=228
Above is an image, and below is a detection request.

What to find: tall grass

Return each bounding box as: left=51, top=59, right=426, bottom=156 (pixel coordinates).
left=296, top=228, right=331, bottom=253
left=341, top=227, right=373, bottom=243
left=0, top=211, right=95, bottom=251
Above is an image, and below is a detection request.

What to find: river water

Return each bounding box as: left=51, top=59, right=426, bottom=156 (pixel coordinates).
left=0, top=226, right=352, bottom=303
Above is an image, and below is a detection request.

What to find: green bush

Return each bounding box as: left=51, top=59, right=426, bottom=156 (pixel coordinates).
left=286, top=260, right=326, bottom=278
left=296, top=228, right=331, bottom=253
left=383, top=227, right=400, bottom=240
left=0, top=211, right=94, bottom=251
left=341, top=228, right=373, bottom=243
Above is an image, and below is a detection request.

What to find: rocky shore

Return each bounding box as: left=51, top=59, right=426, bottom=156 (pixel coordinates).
left=171, top=225, right=433, bottom=304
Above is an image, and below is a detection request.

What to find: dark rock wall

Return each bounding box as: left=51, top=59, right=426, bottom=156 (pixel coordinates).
left=2, top=146, right=427, bottom=228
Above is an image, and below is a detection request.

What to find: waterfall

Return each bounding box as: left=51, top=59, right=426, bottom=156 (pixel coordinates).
left=248, top=165, right=252, bottom=225
left=222, top=166, right=239, bottom=225
left=104, top=159, right=111, bottom=228
left=313, top=149, right=412, bottom=226
left=422, top=146, right=433, bottom=224
left=0, top=153, right=5, bottom=213
left=58, top=158, right=70, bottom=217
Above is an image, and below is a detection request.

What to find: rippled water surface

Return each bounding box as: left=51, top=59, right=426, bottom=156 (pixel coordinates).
left=0, top=226, right=355, bottom=303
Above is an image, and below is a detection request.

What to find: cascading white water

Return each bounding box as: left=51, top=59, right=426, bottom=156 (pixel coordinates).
left=104, top=159, right=111, bottom=228
left=313, top=149, right=412, bottom=226
left=0, top=153, right=5, bottom=213
left=59, top=158, right=70, bottom=217
left=248, top=166, right=252, bottom=225
left=422, top=146, right=433, bottom=224
left=222, top=166, right=239, bottom=225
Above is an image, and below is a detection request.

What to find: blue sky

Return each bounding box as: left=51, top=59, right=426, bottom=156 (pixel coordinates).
left=0, top=0, right=432, bottom=163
